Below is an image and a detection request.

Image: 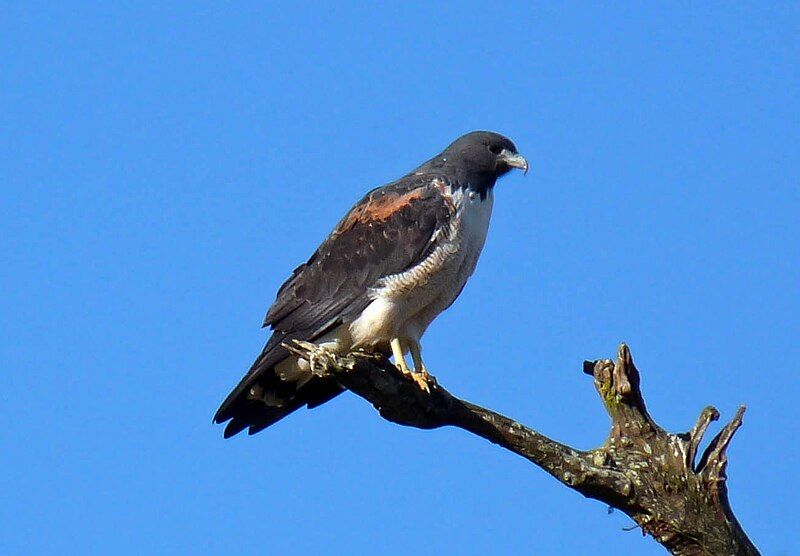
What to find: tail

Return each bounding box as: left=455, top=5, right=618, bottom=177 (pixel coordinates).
left=213, top=335, right=343, bottom=438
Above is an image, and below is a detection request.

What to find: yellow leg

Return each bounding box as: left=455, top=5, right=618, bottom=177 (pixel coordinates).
left=408, top=340, right=434, bottom=393
left=409, top=341, right=427, bottom=374
left=390, top=337, right=411, bottom=374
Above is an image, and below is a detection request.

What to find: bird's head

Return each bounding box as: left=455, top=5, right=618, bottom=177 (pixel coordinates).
left=439, top=131, right=529, bottom=179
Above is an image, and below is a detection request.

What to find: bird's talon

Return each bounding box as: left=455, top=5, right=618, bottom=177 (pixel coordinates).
left=413, top=373, right=431, bottom=393
left=399, top=369, right=435, bottom=393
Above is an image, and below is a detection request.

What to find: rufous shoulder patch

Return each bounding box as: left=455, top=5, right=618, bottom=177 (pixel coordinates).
left=337, top=188, right=426, bottom=233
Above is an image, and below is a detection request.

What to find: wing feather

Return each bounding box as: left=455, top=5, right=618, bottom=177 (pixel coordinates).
left=264, top=175, right=452, bottom=332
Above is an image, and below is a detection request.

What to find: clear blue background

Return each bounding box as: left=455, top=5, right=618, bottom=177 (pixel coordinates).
left=2, top=3, right=798, bottom=555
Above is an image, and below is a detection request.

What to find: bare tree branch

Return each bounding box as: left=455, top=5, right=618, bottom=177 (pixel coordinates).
left=284, top=341, right=759, bottom=555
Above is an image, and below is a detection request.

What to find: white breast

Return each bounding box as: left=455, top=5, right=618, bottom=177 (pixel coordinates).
left=453, top=187, right=494, bottom=282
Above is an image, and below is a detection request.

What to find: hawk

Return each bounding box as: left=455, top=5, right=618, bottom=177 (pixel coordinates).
left=214, top=131, right=528, bottom=437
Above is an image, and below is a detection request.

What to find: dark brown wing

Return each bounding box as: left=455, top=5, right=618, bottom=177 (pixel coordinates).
left=214, top=173, right=455, bottom=437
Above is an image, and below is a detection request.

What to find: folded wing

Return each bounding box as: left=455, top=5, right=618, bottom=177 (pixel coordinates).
left=214, top=174, right=455, bottom=436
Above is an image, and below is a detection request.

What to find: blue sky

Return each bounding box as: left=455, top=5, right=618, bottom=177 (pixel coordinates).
left=2, top=3, right=798, bottom=554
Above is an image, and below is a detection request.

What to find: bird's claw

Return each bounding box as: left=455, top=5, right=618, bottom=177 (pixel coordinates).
left=398, top=367, right=436, bottom=393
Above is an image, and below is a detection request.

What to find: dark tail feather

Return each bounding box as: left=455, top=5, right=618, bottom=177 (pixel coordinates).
left=214, top=329, right=346, bottom=437
left=214, top=348, right=345, bottom=437
left=222, top=401, right=296, bottom=438
left=218, top=379, right=344, bottom=438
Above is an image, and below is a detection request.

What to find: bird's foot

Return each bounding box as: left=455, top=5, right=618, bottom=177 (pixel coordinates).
left=399, top=367, right=437, bottom=393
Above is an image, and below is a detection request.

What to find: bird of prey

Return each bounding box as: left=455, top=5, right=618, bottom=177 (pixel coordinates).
left=214, top=131, right=528, bottom=438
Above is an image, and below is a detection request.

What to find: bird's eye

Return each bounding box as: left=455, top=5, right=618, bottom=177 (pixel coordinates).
left=488, top=144, right=503, bottom=155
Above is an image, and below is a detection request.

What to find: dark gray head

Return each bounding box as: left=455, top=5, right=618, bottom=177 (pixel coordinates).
left=441, top=131, right=528, bottom=176
left=416, top=131, right=528, bottom=196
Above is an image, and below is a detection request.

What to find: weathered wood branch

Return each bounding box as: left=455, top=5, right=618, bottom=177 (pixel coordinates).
left=284, top=341, right=759, bottom=555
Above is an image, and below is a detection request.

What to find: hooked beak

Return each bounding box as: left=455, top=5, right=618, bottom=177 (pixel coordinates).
left=498, top=149, right=529, bottom=175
